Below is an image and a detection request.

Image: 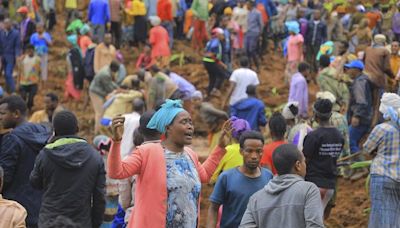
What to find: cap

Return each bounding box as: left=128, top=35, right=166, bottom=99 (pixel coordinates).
left=212, top=28, right=224, bottom=36
left=17, top=6, right=29, bottom=14
left=344, top=60, right=364, bottom=70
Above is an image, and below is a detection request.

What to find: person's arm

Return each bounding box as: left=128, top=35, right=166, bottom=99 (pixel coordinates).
left=44, top=33, right=53, bottom=46
left=29, top=151, right=45, bottom=189
left=304, top=184, right=325, bottom=228
left=136, top=54, right=144, bottom=69
left=15, top=32, right=22, bottom=57
left=299, top=79, right=309, bottom=118
left=384, top=51, right=395, bottom=78
left=195, top=122, right=230, bottom=183
left=257, top=103, right=267, bottom=132
left=91, top=157, right=106, bottom=228
left=239, top=196, right=258, bottom=228
left=0, top=134, right=21, bottom=189
left=93, top=46, right=101, bottom=73
left=88, top=2, right=93, bottom=22
left=14, top=207, right=27, bottom=228
left=105, top=1, right=111, bottom=23
left=363, top=125, right=384, bottom=156
left=223, top=81, right=236, bottom=108
left=108, top=116, right=143, bottom=179
left=302, top=134, right=318, bottom=160
left=207, top=202, right=221, bottom=228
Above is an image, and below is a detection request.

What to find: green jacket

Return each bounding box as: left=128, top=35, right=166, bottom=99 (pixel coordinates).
left=317, top=67, right=350, bottom=107
left=89, top=66, right=119, bottom=98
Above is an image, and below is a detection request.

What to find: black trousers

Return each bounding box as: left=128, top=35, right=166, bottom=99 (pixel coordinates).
left=46, top=10, right=56, bottom=31
left=20, top=84, right=38, bottom=110
left=203, top=61, right=226, bottom=95
left=111, top=21, right=122, bottom=49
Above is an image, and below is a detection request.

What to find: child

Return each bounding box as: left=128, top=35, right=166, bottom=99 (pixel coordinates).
left=19, top=45, right=41, bottom=112
left=30, top=23, right=52, bottom=82
left=135, top=43, right=154, bottom=70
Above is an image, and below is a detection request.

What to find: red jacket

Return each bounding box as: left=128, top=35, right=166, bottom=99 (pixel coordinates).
left=157, top=0, right=173, bottom=21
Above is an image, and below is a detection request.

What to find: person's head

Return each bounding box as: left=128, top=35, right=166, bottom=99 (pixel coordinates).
left=286, top=21, right=300, bottom=35
left=110, top=60, right=120, bottom=73
left=239, top=131, right=265, bottom=170
left=132, top=98, right=145, bottom=115
left=282, top=102, right=299, bottom=126
left=313, top=10, right=321, bottom=20
left=319, top=54, right=331, bottom=68
left=298, top=62, right=310, bottom=78
left=150, top=64, right=161, bottom=74
left=0, top=165, right=3, bottom=192
left=344, top=60, right=364, bottom=78
left=17, top=6, right=29, bottom=19
left=221, top=15, right=230, bottom=27
left=230, top=116, right=251, bottom=141
left=392, top=41, right=399, bottom=55
left=138, top=111, right=161, bottom=142
left=273, top=144, right=306, bottom=177
left=246, top=84, right=257, bottom=97
left=144, top=43, right=151, bottom=54
left=131, top=78, right=141, bottom=90
left=239, top=56, right=250, bottom=68
left=246, top=0, right=255, bottom=10
left=269, top=112, right=286, bottom=140
left=79, top=24, right=91, bottom=36
left=104, top=33, right=112, bottom=46
left=338, top=40, right=349, bottom=55
left=137, top=69, right=146, bottom=81
left=53, top=111, right=79, bottom=136
left=211, top=27, right=224, bottom=40
left=36, top=22, right=45, bottom=34
left=0, top=95, right=27, bottom=129
left=3, top=18, right=12, bottom=31
left=313, top=98, right=332, bottom=123
left=147, top=100, right=193, bottom=148
left=191, top=90, right=203, bottom=107
left=93, top=135, right=111, bottom=156
left=149, top=16, right=161, bottom=27
left=44, top=93, right=59, bottom=112
left=359, top=18, right=369, bottom=29
left=26, top=44, right=35, bottom=57
left=374, top=34, right=387, bottom=46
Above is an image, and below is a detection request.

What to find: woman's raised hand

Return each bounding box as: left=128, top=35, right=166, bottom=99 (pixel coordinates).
left=111, top=116, right=125, bottom=142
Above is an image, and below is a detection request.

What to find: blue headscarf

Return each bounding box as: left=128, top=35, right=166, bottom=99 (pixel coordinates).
left=67, top=34, right=78, bottom=47
left=285, top=21, right=300, bottom=34
left=147, top=99, right=185, bottom=133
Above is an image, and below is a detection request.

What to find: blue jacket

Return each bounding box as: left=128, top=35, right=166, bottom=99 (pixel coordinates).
left=0, top=122, right=52, bottom=226
left=0, top=28, right=21, bottom=57
left=88, top=0, right=110, bottom=25
left=230, top=97, right=267, bottom=131
left=255, top=0, right=277, bottom=17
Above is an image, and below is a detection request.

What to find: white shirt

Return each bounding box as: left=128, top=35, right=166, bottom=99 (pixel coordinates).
left=229, top=68, right=259, bottom=105
left=120, top=112, right=141, bottom=159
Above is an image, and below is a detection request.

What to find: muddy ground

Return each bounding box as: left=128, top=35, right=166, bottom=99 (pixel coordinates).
left=24, top=17, right=369, bottom=228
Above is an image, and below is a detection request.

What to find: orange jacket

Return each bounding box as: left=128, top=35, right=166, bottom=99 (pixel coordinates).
left=157, top=0, right=173, bottom=21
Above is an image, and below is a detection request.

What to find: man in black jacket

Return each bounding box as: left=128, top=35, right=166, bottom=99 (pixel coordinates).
left=30, top=110, right=106, bottom=228
left=0, top=95, right=52, bottom=227
left=305, top=10, right=327, bottom=72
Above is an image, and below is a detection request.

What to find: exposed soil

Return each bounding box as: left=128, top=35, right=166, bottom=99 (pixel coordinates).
left=22, top=15, right=369, bottom=228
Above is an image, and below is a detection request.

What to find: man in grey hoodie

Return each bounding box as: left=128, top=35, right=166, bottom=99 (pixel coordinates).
left=240, top=144, right=324, bottom=228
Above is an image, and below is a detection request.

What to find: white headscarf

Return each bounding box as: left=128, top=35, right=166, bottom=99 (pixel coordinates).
left=316, top=91, right=336, bottom=104
left=379, top=93, right=400, bottom=124
left=149, top=16, right=161, bottom=26
left=282, top=102, right=299, bottom=120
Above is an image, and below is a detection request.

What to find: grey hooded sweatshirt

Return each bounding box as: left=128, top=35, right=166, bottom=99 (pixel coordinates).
left=240, top=174, right=324, bottom=228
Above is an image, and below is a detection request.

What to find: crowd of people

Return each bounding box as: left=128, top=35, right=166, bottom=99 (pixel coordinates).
left=1, top=0, right=400, bottom=227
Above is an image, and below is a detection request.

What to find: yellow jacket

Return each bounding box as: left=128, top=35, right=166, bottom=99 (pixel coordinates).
left=126, top=0, right=147, bottom=16
left=103, top=90, right=143, bottom=119
left=210, top=143, right=243, bottom=183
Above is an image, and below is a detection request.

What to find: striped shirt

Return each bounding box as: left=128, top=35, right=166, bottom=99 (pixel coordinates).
left=363, top=122, right=400, bottom=181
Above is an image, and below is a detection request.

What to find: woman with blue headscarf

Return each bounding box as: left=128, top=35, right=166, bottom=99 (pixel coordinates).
left=107, top=99, right=229, bottom=228
left=64, top=34, right=84, bottom=103
left=285, top=21, right=304, bottom=83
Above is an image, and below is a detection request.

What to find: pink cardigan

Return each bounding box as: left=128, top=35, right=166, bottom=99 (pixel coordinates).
left=108, top=141, right=225, bottom=228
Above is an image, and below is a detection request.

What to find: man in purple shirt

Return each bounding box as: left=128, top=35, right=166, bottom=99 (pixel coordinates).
left=88, top=0, right=110, bottom=42
left=288, top=62, right=310, bottom=119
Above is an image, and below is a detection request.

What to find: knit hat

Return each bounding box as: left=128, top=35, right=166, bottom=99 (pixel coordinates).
left=224, top=7, right=233, bottom=15
left=17, top=6, right=29, bottom=14
left=282, top=102, right=299, bottom=120
left=149, top=16, right=161, bottom=26
left=191, top=90, right=203, bottom=99
left=374, top=34, right=386, bottom=45
left=230, top=116, right=251, bottom=140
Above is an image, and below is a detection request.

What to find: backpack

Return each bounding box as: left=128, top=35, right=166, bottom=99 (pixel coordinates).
left=84, top=47, right=95, bottom=81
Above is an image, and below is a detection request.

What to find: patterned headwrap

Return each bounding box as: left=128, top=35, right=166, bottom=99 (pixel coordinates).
left=147, top=99, right=186, bottom=133
left=379, top=93, right=400, bottom=125
left=285, top=21, right=300, bottom=34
